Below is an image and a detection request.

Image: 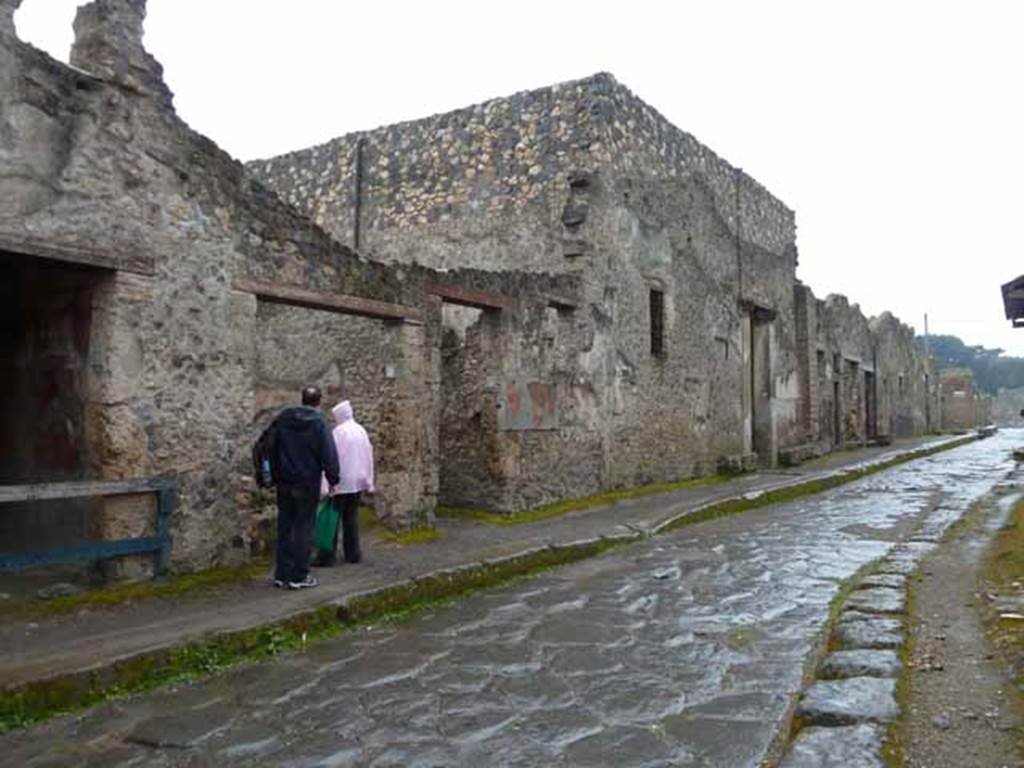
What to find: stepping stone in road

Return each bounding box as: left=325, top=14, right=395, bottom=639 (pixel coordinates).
left=858, top=573, right=905, bottom=590
left=874, top=553, right=919, bottom=575
left=796, top=677, right=898, bottom=726
left=844, top=588, right=906, bottom=615
left=837, top=609, right=879, bottom=623
left=820, top=649, right=902, bottom=679
left=833, top=618, right=904, bottom=651
left=780, top=724, right=887, bottom=768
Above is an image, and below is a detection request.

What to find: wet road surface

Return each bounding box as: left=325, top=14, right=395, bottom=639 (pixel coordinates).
left=3, top=433, right=1018, bottom=767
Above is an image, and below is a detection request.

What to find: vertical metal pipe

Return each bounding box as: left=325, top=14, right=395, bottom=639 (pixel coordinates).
left=353, top=137, right=365, bottom=251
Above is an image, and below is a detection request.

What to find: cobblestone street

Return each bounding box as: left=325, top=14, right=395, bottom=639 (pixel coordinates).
left=3, top=434, right=1018, bottom=767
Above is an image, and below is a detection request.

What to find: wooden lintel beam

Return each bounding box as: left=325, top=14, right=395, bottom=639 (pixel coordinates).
left=0, top=235, right=154, bottom=275
left=428, top=283, right=517, bottom=311
left=234, top=279, right=423, bottom=324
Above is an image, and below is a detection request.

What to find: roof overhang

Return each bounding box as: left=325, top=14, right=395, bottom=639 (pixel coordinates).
left=1002, top=275, right=1024, bottom=327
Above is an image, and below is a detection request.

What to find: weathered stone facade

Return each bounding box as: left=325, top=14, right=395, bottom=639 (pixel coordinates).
left=789, top=287, right=938, bottom=461
left=249, top=74, right=805, bottom=505
left=1, top=1, right=946, bottom=575
left=250, top=73, right=937, bottom=505
left=938, top=369, right=990, bottom=432
left=0, top=0, right=577, bottom=571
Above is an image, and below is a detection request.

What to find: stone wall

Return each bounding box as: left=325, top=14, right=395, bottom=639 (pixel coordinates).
left=2, top=1, right=951, bottom=573
left=0, top=0, right=578, bottom=569
left=251, top=72, right=801, bottom=489
left=939, top=368, right=986, bottom=432
left=870, top=312, right=934, bottom=437
left=794, top=287, right=936, bottom=454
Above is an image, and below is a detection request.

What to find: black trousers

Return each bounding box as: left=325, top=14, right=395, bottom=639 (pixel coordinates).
left=328, top=492, right=362, bottom=564
left=274, top=483, right=318, bottom=583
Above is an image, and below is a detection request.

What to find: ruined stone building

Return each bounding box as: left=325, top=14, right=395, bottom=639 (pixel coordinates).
left=248, top=74, right=943, bottom=505
left=0, top=0, right=958, bottom=576
left=938, top=369, right=991, bottom=432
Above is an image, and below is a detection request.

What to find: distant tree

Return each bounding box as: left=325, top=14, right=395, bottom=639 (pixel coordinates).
left=919, top=334, right=1024, bottom=394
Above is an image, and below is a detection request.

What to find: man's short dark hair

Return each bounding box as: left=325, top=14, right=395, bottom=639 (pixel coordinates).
left=301, top=386, right=322, bottom=407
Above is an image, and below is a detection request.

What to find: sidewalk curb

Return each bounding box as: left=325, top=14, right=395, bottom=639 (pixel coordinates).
left=0, top=435, right=978, bottom=732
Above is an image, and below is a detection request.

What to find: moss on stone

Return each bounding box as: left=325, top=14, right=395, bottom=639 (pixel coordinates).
left=437, top=473, right=732, bottom=525
left=661, top=437, right=975, bottom=536
left=981, top=494, right=1024, bottom=691
left=357, top=506, right=445, bottom=545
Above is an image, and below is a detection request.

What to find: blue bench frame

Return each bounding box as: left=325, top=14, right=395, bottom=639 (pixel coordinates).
left=0, top=477, right=177, bottom=576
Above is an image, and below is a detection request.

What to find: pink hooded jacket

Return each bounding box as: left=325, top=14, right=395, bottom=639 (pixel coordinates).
left=323, top=400, right=375, bottom=495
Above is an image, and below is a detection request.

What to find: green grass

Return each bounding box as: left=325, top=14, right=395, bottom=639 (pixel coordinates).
left=358, top=506, right=445, bottom=545
left=437, top=473, right=732, bottom=526
left=980, top=495, right=1024, bottom=690
left=881, top=579, right=916, bottom=768
left=775, top=559, right=883, bottom=762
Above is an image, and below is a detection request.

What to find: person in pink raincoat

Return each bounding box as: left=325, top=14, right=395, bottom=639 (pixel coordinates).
left=315, top=400, right=375, bottom=565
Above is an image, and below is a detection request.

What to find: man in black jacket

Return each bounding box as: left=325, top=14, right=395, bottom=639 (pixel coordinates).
left=270, top=386, right=340, bottom=590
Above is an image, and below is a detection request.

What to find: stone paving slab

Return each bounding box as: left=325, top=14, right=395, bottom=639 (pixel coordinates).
left=844, top=587, right=906, bottom=615
left=874, top=556, right=918, bottom=575
left=797, top=677, right=898, bottom=726
left=0, top=436, right=960, bottom=692
left=820, top=650, right=902, bottom=679
left=833, top=618, right=905, bottom=650
left=858, top=573, right=906, bottom=590
left=780, top=724, right=887, bottom=768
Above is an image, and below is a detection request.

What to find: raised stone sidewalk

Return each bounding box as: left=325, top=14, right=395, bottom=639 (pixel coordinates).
left=0, top=435, right=969, bottom=722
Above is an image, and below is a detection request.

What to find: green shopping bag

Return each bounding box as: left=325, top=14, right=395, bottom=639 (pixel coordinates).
left=313, top=499, right=338, bottom=553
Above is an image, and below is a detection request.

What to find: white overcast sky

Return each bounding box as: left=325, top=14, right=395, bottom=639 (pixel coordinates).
left=15, top=1, right=1023, bottom=354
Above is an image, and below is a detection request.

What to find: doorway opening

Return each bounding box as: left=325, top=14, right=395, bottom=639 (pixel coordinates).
left=0, top=251, right=111, bottom=585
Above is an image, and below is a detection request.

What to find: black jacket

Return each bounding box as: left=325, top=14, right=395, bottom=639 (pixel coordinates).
left=271, top=406, right=340, bottom=488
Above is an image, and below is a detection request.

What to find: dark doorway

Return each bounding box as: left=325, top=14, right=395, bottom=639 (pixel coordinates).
left=745, top=310, right=774, bottom=466
left=865, top=370, right=877, bottom=440
left=0, top=251, right=109, bottom=556
left=832, top=380, right=841, bottom=448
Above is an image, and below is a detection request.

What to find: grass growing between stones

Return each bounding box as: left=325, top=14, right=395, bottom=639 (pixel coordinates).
left=880, top=579, right=916, bottom=768
left=772, top=559, right=880, bottom=764
left=0, top=537, right=628, bottom=734
left=436, top=473, right=733, bottom=525
left=980, top=495, right=1024, bottom=690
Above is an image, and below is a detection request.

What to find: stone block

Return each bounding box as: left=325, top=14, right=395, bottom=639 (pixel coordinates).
left=796, top=678, right=898, bottom=726
left=820, top=650, right=902, bottom=679
left=780, top=724, right=887, bottom=768
left=859, top=573, right=905, bottom=590
left=833, top=618, right=904, bottom=651
left=844, top=587, right=906, bottom=616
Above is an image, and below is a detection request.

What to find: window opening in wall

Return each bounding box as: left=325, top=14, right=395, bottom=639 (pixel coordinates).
left=649, top=289, right=665, bottom=358
left=898, top=374, right=905, bottom=395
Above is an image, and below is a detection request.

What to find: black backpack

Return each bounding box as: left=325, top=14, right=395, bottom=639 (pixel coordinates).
left=252, top=422, right=278, bottom=488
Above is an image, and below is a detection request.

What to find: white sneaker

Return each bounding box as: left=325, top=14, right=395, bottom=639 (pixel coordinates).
left=287, top=575, right=318, bottom=590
